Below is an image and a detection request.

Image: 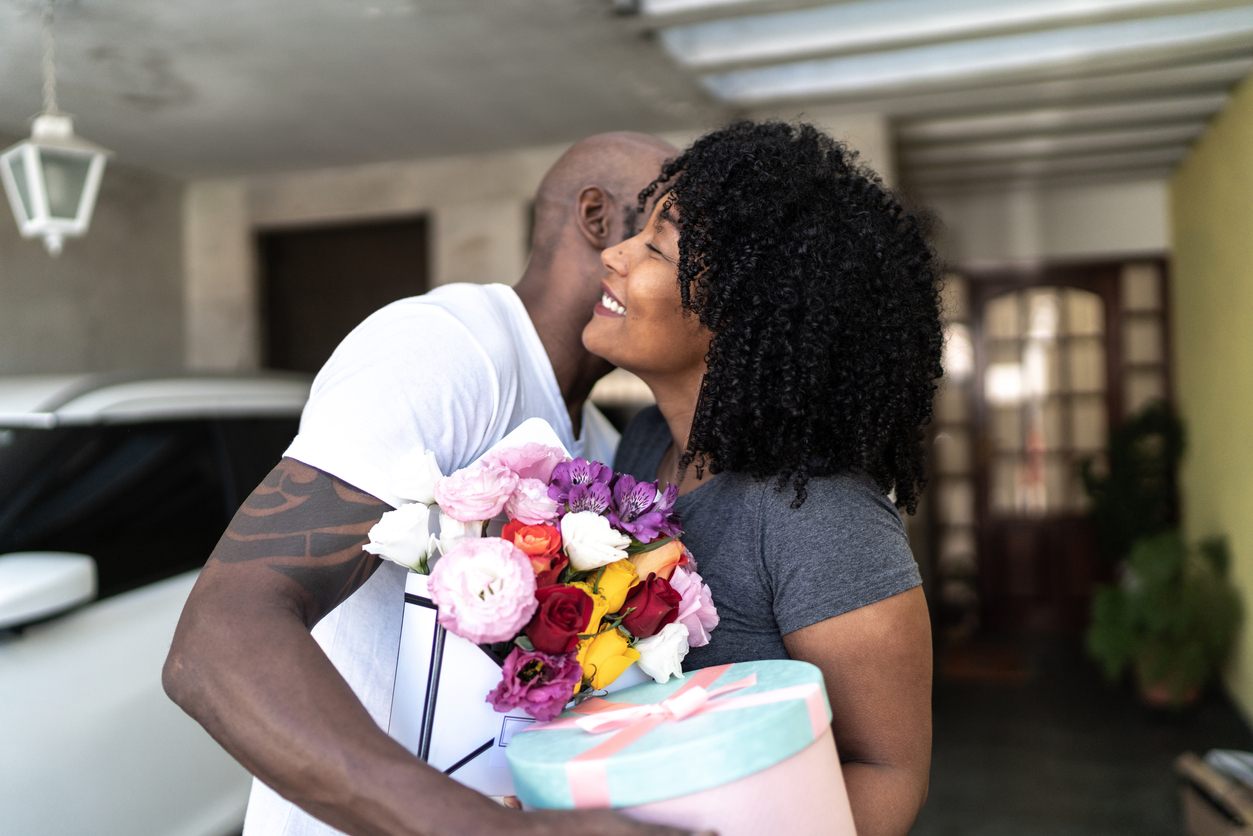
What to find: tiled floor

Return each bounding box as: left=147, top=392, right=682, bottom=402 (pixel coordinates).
left=911, top=639, right=1253, bottom=835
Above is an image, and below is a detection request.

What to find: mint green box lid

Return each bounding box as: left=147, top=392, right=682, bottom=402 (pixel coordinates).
left=505, top=659, right=832, bottom=809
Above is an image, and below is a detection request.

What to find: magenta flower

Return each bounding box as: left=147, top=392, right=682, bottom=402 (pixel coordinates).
left=547, top=458, right=613, bottom=510
left=487, top=647, right=583, bottom=721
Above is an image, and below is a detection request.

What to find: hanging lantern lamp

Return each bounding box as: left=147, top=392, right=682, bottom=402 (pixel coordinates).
left=0, top=4, right=110, bottom=256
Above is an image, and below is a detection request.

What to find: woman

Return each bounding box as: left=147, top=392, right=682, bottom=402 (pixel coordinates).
left=584, top=121, right=942, bottom=836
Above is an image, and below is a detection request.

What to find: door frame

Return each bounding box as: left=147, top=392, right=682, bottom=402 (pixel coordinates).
left=962, top=257, right=1170, bottom=632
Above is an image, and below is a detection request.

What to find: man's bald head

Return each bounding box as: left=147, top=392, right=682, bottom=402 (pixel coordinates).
left=531, top=132, right=677, bottom=257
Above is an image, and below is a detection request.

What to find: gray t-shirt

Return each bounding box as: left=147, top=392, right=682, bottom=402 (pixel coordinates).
left=614, top=406, right=922, bottom=670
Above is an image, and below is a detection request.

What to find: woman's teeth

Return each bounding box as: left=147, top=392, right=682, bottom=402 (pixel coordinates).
left=602, top=293, right=626, bottom=315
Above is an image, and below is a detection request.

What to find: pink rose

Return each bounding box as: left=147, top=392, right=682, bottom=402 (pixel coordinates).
left=484, top=442, right=569, bottom=483
left=428, top=537, right=538, bottom=644
left=668, top=564, right=719, bottom=648
left=506, top=478, right=561, bottom=526
left=434, top=461, right=520, bottom=522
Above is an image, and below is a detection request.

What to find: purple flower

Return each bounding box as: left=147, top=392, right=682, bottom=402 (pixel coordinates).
left=608, top=476, right=683, bottom=543
left=548, top=458, right=614, bottom=511
left=487, top=647, right=583, bottom=721
left=655, top=483, right=683, bottom=538
left=567, top=482, right=612, bottom=515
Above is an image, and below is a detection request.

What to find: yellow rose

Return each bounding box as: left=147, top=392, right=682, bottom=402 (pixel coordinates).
left=578, top=628, right=640, bottom=690
left=569, top=559, right=639, bottom=628
left=569, top=581, right=611, bottom=631
left=596, top=559, right=639, bottom=613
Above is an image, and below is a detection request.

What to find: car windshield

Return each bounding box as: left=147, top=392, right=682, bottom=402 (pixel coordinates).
left=0, top=418, right=297, bottom=598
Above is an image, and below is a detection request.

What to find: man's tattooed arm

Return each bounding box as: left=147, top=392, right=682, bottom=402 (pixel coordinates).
left=162, top=458, right=696, bottom=836
left=213, top=458, right=385, bottom=627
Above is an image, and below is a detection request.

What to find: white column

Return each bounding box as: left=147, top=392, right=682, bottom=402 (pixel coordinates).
left=183, top=179, right=259, bottom=370
left=431, top=198, right=530, bottom=287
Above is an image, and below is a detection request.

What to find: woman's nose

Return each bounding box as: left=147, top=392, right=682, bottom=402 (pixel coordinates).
left=601, top=243, right=629, bottom=276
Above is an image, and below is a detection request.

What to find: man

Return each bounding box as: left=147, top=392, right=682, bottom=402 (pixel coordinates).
left=164, top=133, right=702, bottom=836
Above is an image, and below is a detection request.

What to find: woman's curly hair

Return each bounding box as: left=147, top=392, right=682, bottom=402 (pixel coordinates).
left=639, top=120, right=943, bottom=512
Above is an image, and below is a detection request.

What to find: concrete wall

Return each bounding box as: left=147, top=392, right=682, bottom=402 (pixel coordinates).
left=925, top=178, right=1170, bottom=268
left=1170, top=74, right=1253, bottom=718
left=0, top=152, right=183, bottom=375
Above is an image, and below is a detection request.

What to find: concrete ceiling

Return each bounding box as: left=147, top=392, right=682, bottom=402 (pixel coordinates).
left=1, top=0, right=1250, bottom=190
left=638, top=0, right=1253, bottom=191
left=0, top=0, right=725, bottom=176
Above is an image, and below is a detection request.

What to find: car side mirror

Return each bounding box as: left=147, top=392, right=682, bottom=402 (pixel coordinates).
left=0, top=552, right=97, bottom=630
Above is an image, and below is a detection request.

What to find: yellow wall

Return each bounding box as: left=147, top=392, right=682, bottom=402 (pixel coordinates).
left=1172, top=73, right=1253, bottom=716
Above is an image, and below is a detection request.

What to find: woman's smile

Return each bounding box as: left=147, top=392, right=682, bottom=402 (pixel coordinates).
left=595, top=282, right=626, bottom=317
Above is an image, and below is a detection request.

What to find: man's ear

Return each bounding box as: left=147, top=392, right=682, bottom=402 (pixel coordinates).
left=575, top=185, right=615, bottom=248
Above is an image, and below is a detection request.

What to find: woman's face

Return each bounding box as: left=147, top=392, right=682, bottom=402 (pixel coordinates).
left=582, top=197, right=711, bottom=382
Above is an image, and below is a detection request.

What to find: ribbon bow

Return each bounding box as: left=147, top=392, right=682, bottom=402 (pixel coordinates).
left=574, top=675, right=758, bottom=735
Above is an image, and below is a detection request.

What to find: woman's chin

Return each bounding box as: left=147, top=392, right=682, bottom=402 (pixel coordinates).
left=582, top=319, right=629, bottom=371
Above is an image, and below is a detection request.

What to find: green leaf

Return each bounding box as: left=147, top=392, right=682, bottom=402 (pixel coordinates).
left=514, top=635, right=535, bottom=652
left=626, top=536, right=674, bottom=556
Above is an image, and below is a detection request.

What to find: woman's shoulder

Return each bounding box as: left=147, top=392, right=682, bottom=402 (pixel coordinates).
left=612, top=405, right=669, bottom=479
left=758, top=471, right=904, bottom=526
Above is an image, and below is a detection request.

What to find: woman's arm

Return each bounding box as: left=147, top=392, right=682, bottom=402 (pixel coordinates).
left=782, top=586, right=932, bottom=836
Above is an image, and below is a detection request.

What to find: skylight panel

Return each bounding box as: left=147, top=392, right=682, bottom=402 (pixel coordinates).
left=638, top=0, right=771, bottom=15
left=662, top=0, right=1218, bottom=68
left=702, top=6, right=1253, bottom=103
left=898, top=94, right=1229, bottom=141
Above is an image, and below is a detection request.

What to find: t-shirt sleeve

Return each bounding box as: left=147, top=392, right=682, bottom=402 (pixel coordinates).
left=761, top=475, right=922, bottom=636
left=283, top=301, right=506, bottom=508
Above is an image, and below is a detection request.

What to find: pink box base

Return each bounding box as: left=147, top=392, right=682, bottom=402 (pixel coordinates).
left=528, top=727, right=857, bottom=836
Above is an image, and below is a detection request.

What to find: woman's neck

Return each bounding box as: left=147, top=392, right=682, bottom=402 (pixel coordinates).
left=639, top=366, right=716, bottom=496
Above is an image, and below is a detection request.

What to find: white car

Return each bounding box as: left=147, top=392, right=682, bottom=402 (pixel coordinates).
left=0, top=373, right=311, bottom=836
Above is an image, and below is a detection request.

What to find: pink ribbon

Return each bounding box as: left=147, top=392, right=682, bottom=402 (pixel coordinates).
left=520, top=663, right=829, bottom=809
left=572, top=673, right=758, bottom=734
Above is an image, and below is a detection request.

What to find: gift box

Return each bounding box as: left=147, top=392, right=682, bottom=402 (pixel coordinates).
left=506, top=660, right=857, bottom=836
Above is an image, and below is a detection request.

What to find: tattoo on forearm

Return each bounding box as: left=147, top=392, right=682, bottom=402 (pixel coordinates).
left=214, top=458, right=387, bottom=620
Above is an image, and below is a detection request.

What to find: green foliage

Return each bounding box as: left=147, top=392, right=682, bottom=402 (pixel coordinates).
left=1081, top=402, right=1185, bottom=564
left=1086, top=531, right=1242, bottom=703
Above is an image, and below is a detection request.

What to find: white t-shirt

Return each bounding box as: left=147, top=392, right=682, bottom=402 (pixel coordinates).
left=243, top=283, right=619, bottom=836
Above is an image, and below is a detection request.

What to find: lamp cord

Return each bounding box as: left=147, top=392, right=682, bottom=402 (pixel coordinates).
left=41, top=4, right=57, bottom=115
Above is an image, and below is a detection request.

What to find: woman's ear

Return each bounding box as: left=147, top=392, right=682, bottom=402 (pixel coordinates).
left=575, top=185, right=615, bottom=248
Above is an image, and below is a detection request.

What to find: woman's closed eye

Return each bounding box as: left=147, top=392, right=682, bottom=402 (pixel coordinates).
left=647, top=243, right=675, bottom=263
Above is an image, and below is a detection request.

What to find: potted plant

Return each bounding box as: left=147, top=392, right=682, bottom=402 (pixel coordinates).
left=1081, top=401, right=1185, bottom=564
left=1086, top=531, right=1241, bottom=708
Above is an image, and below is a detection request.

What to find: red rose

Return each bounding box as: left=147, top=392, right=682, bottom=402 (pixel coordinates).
left=620, top=573, right=681, bottom=639
left=526, top=585, right=594, bottom=654
left=531, top=553, right=569, bottom=588
left=503, top=521, right=565, bottom=586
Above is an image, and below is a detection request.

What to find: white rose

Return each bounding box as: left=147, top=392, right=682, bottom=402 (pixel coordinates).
left=634, top=622, right=690, bottom=684
left=561, top=511, right=630, bottom=571
left=391, top=448, right=444, bottom=505
left=437, top=510, right=484, bottom=555
left=363, top=503, right=438, bottom=572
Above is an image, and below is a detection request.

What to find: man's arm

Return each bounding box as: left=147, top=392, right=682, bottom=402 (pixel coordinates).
left=783, top=586, right=932, bottom=836
left=164, top=458, right=699, bottom=836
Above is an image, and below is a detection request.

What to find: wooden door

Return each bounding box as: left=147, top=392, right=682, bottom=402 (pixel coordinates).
left=260, top=216, right=429, bottom=374
left=971, top=266, right=1120, bottom=633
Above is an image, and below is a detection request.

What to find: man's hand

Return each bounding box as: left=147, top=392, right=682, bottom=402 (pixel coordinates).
left=164, top=459, right=710, bottom=836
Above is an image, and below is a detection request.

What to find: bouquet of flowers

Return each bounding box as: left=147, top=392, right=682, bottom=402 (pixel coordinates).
left=364, top=435, right=719, bottom=722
